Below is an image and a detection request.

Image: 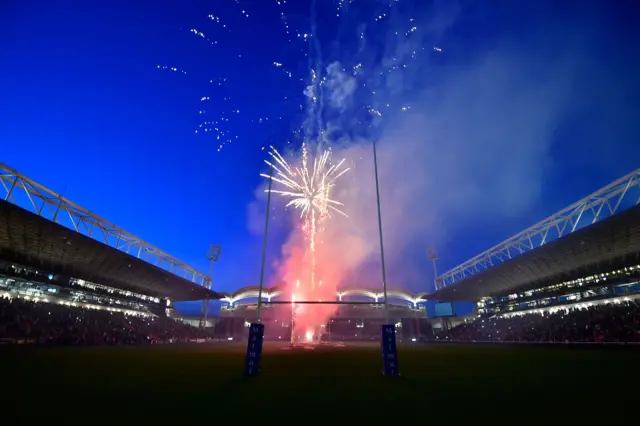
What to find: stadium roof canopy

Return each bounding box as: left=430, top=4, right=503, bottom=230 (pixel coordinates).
left=428, top=169, right=640, bottom=302
left=219, top=285, right=428, bottom=306
left=0, top=163, right=220, bottom=301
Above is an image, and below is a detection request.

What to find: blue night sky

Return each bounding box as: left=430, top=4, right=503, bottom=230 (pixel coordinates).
left=1, top=1, right=639, bottom=315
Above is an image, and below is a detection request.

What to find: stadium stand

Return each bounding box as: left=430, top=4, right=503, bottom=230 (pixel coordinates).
left=444, top=298, right=640, bottom=343
left=430, top=170, right=640, bottom=302
left=0, top=163, right=220, bottom=345
left=0, top=294, right=214, bottom=345
left=429, top=169, right=640, bottom=344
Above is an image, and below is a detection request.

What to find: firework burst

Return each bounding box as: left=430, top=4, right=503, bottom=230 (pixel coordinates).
left=260, top=144, right=349, bottom=295
left=261, top=145, right=349, bottom=220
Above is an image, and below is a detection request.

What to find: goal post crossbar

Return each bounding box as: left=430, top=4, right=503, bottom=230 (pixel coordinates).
left=264, top=301, right=383, bottom=305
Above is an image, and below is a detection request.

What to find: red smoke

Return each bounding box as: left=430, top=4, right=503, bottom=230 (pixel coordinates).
left=275, top=225, right=342, bottom=342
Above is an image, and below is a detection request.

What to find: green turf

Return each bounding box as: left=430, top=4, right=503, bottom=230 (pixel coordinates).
left=4, top=342, right=638, bottom=421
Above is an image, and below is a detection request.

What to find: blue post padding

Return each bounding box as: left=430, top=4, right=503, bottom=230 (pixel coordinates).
left=381, top=324, right=400, bottom=376
left=244, top=323, right=265, bottom=377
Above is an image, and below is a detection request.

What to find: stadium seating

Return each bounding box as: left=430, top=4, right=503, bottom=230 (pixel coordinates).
left=4, top=291, right=639, bottom=346
left=445, top=300, right=640, bottom=343
left=0, top=296, right=212, bottom=345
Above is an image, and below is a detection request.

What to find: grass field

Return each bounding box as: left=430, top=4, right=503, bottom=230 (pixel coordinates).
left=4, top=342, right=638, bottom=421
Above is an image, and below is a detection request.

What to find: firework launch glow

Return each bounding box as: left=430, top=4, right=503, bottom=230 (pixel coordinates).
left=261, top=144, right=350, bottom=343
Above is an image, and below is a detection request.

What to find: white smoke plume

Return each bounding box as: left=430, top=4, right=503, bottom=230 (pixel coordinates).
left=249, top=0, right=640, bottom=323
left=325, top=62, right=357, bottom=111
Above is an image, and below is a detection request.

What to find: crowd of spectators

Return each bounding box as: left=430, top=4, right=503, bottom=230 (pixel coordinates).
left=3, top=293, right=639, bottom=346
left=447, top=300, right=640, bottom=343
left=0, top=296, right=212, bottom=345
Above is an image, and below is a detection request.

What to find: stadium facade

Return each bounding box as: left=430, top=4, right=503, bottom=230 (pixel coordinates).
left=211, top=285, right=436, bottom=342
left=0, top=163, right=218, bottom=328
left=427, top=168, right=640, bottom=334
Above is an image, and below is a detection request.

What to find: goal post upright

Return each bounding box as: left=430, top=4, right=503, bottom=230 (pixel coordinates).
left=244, top=164, right=273, bottom=377
left=372, top=138, right=399, bottom=376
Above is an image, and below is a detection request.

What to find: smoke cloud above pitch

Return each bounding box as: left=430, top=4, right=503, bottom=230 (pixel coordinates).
left=249, top=0, right=640, bottom=304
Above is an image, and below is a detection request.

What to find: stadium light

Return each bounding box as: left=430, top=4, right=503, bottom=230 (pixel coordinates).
left=428, top=246, right=439, bottom=290
left=207, top=244, right=222, bottom=263
left=201, top=244, right=223, bottom=329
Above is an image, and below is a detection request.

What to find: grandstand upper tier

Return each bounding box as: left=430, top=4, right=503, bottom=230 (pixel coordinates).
left=430, top=169, right=640, bottom=302
left=0, top=163, right=218, bottom=301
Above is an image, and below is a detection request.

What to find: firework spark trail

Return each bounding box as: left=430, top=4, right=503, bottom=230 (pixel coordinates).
left=261, top=145, right=349, bottom=295
left=160, top=0, right=429, bottom=153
